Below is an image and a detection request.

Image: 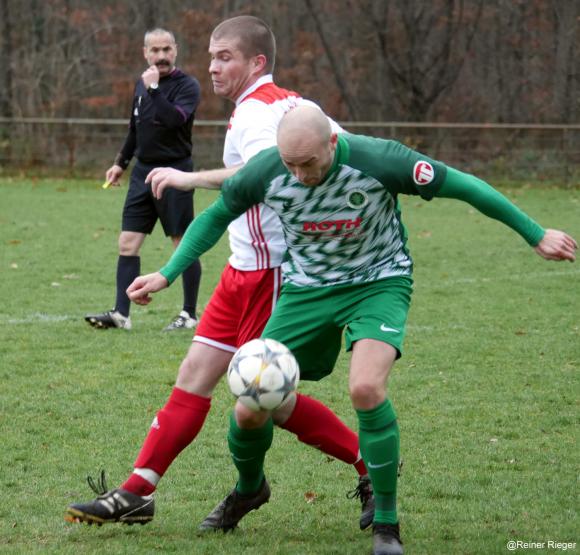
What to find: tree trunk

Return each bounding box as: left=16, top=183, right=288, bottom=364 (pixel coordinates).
left=552, top=1, right=579, bottom=122
left=304, top=0, right=358, bottom=119
left=0, top=0, right=14, bottom=117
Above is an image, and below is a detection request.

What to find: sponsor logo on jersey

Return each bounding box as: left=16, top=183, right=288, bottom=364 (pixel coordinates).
left=303, top=217, right=363, bottom=232
left=346, top=189, right=369, bottom=209
left=413, top=161, right=435, bottom=185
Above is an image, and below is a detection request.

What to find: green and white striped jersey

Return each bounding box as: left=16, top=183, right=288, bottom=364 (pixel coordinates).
left=222, top=133, right=447, bottom=287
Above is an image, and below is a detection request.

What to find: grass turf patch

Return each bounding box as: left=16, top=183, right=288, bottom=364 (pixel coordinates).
left=1, top=178, right=578, bottom=554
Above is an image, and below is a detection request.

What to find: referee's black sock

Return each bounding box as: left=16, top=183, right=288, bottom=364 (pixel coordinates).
left=182, top=259, right=202, bottom=317
left=115, top=255, right=140, bottom=317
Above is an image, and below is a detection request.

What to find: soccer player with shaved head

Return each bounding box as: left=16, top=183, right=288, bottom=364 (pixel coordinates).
left=125, top=105, right=576, bottom=554
left=67, top=16, right=375, bottom=535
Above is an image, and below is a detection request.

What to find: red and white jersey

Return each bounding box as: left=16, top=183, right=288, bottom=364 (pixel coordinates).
left=223, top=74, right=342, bottom=270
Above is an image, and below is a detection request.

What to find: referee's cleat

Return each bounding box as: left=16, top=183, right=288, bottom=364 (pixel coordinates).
left=163, top=310, right=197, bottom=331
left=65, top=472, right=153, bottom=526
left=347, top=474, right=375, bottom=530
left=372, top=522, right=403, bottom=555
left=198, top=479, right=270, bottom=532
left=85, top=310, right=132, bottom=330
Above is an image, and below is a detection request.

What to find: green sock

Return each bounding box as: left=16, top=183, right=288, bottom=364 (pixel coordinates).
left=227, top=413, right=273, bottom=495
left=357, top=399, right=400, bottom=524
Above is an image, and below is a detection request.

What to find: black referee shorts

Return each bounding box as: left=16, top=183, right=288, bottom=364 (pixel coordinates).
left=122, top=158, right=194, bottom=237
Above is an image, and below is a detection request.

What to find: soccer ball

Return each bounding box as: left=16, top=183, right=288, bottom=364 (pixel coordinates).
left=227, top=338, right=300, bottom=411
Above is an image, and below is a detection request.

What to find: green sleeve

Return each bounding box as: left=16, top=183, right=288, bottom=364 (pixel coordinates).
left=221, top=146, right=275, bottom=211
left=342, top=134, right=447, bottom=200
left=437, top=167, right=545, bottom=246
left=159, top=195, right=238, bottom=284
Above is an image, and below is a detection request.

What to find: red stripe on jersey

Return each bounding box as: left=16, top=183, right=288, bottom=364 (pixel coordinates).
left=253, top=205, right=270, bottom=268
left=246, top=206, right=264, bottom=269
left=245, top=209, right=259, bottom=267
left=241, top=82, right=301, bottom=105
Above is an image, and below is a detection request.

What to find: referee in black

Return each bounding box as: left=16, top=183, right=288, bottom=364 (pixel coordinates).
left=86, top=28, right=202, bottom=331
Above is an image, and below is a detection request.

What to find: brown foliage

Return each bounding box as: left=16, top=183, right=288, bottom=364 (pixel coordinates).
left=0, top=0, right=578, bottom=123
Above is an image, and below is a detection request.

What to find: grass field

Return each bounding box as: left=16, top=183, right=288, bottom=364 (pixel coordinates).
left=0, top=178, right=578, bottom=555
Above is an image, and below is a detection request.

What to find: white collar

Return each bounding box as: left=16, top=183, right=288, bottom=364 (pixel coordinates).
left=235, top=74, right=274, bottom=106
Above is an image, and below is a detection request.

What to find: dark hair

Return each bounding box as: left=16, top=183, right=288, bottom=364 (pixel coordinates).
left=211, top=16, right=276, bottom=73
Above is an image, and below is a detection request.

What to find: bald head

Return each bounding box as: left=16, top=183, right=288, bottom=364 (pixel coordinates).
left=278, top=106, right=337, bottom=187
left=278, top=106, right=332, bottom=154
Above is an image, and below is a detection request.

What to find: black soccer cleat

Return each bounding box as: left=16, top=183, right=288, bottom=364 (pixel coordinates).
left=65, top=471, right=153, bottom=525
left=347, top=474, right=375, bottom=530
left=84, top=310, right=131, bottom=330
left=163, top=310, right=197, bottom=331
left=198, top=478, right=271, bottom=532
left=373, top=522, right=404, bottom=555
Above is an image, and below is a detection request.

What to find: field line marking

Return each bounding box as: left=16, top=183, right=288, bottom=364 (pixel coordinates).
left=0, top=312, right=77, bottom=325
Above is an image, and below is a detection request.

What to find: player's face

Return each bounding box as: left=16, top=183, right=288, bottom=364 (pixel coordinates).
left=281, top=134, right=338, bottom=187
left=208, top=37, right=261, bottom=102
left=143, top=34, right=177, bottom=77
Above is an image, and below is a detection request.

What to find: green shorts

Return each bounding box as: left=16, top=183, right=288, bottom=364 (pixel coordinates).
left=261, top=275, right=413, bottom=381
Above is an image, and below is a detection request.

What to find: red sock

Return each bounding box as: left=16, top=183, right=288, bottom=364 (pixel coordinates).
left=121, top=387, right=211, bottom=495
left=280, top=393, right=367, bottom=476
left=121, top=473, right=156, bottom=496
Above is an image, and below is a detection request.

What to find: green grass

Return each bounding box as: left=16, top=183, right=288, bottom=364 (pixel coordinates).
left=0, top=178, right=578, bottom=555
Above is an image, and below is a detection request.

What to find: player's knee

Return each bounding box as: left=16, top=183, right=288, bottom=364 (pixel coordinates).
left=174, top=353, right=224, bottom=396
left=349, top=381, right=384, bottom=409
left=118, top=232, right=142, bottom=255
left=234, top=401, right=271, bottom=429
left=271, top=392, right=297, bottom=426
left=176, top=355, right=197, bottom=383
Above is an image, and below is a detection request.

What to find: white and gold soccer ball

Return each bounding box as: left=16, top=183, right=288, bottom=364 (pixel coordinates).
left=227, top=338, right=300, bottom=411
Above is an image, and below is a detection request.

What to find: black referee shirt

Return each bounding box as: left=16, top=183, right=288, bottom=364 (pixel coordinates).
left=117, top=68, right=201, bottom=168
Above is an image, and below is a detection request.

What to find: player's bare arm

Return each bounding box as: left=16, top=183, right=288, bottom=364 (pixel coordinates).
left=126, top=272, right=169, bottom=305
left=534, top=229, right=578, bottom=262
left=146, top=165, right=243, bottom=198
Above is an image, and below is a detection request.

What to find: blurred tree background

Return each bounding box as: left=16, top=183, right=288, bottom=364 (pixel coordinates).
left=1, top=0, right=578, bottom=122
left=0, top=0, right=578, bottom=178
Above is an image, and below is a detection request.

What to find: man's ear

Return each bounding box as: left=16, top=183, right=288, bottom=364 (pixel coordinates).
left=253, top=54, right=267, bottom=73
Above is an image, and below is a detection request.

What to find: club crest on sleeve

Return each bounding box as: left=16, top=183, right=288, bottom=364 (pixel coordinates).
left=413, top=161, right=434, bottom=185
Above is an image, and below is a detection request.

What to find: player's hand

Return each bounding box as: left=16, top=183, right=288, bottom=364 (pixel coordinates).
left=146, top=167, right=195, bottom=199
left=105, top=165, right=124, bottom=187
left=142, top=65, right=160, bottom=89
left=127, top=272, right=169, bottom=305
left=534, top=229, right=577, bottom=262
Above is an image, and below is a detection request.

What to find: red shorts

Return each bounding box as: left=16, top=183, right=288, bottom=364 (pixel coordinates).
left=194, top=263, right=282, bottom=352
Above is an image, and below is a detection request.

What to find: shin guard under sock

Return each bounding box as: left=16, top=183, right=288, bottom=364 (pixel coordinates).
left=228, top=414, right=273, bottom=495
left=357, top=399, right=399, bottom=524
left=122, top=388, right=211, bottom=494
